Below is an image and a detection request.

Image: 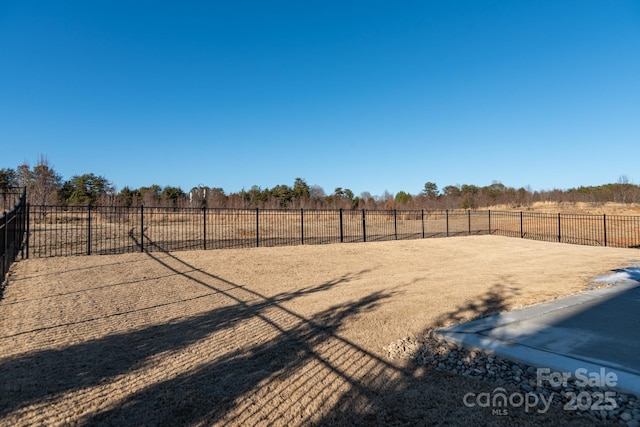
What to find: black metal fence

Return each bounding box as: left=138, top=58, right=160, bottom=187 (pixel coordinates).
left=1, top=188, right=28, bottom=284
left=23, top=205, right=640, bottom=258
left=489, top=211, right=640, bottom=247
left=1, top=188, right=24, bottom=214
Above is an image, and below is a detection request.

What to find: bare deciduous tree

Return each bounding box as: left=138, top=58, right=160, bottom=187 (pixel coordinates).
left=20, top=156, right=62, bottom=206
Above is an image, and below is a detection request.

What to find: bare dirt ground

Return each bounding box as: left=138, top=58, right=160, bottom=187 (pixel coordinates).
left=1, top=235, right=638, bottom=426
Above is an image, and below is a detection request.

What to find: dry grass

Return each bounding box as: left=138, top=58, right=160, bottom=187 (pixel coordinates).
left=497, top=201, right=640, bottom=215
left=1, top=236, right=638, bottom=425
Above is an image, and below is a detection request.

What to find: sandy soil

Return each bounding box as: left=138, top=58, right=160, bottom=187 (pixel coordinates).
left=1, top=235, right=638, bottom=426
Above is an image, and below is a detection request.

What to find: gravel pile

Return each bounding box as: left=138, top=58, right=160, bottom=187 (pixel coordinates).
left=386, top=333, right=640, bottom=425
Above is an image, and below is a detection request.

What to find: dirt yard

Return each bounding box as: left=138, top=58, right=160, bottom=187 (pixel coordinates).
left=1, top=235, right=638, bottom=426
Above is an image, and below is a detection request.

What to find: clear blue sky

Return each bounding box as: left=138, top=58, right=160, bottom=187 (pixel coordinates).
left=2, top=1, right=639, bottom=197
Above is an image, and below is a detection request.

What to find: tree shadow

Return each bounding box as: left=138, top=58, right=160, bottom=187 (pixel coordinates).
left=0, top=272, right=375, bottom=413
left=1, top=234, right=592, bottom=426
left=308, top=280, right=590, bottom=427
left=431, top=282, right=521, bottom=330
left=0, top=233, right=401, bottom=426
left=85, top=290, right=397, bottom=426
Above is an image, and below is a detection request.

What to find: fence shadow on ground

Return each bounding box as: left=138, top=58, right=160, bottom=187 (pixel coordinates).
left=0, top=234, right=592, bottom=426
left=431, top=281, right=521, bottom=330
left=0, top=258, right=389, bottom=424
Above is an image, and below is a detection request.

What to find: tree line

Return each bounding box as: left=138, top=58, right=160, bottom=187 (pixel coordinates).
left=2, top=157, right=639, bottom=210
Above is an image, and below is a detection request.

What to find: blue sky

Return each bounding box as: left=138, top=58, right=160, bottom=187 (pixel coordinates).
left=1, top=1, right=639, bottom=197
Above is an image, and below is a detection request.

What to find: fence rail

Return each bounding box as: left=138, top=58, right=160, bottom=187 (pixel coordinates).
left=23, top=205, right=640, bottom=258
left=1, top=188, right=28, bottom=284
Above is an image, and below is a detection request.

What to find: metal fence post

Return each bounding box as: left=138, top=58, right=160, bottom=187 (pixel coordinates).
left=25, top=203, right=29, bottom=259
left=256, top=208, right=259, bottom=247
left=362, top=209, right=366, bottom=242
left=488, top=210, right=491, bottom=235
left=557, top=213, right=561, bottom=243
left=87, top=205, right=92, bottom=255
left=446, top=210, right=449, bottom=237
left=421, top=209, right=425, bottom=239
left=301, top=208, right=304, bottom=245
left=140, top=205, right=144, bottom=253
left=468, top=209, right=471, bottom=235
left=339, top=209, right=344, bottom=243
left=203, top=206, right=207, bottom=250
left=394, top=209, right=398, bottom=240
left=520, top=211, right=524, bottom=238
left=603, top=214, right=607, bottom=247
left=3, top=213, right=7, bottom=275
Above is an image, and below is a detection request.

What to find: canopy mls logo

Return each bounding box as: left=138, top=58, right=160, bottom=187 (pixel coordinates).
left=463, top=387, right=554, bottom=415
left=463, top=367, right=620, bottom=416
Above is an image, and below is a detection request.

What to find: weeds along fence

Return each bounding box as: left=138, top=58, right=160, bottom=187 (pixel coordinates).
left=1, top=188, right=28, bottom=282
left=24, top=206, right=640, bottom=258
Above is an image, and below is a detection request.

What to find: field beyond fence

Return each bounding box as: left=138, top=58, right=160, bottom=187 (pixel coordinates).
left=25, top=205, right=640, bottom=258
